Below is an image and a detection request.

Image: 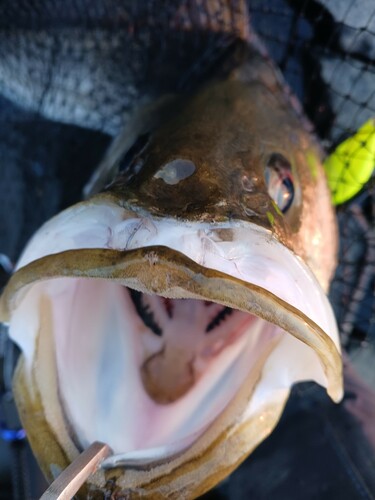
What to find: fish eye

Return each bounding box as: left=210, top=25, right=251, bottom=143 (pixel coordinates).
left=265, top=153, right=294, bottom=213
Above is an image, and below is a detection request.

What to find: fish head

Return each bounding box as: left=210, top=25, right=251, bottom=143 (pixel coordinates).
left=0, top=52, right=342, bottom=498
left=110, top=54, right=337, bottom=289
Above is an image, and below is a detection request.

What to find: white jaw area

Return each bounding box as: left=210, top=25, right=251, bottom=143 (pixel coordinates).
left=2, top=199, right=342, bottom=473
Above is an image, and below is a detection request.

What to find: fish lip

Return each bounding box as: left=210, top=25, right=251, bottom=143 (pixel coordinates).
left=2, top=244, right=343, bottom=404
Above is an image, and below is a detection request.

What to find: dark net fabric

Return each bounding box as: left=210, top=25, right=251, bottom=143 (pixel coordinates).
left=251, top=0, right=375, bottom=145
left=0, top=1, right=374, bottom=498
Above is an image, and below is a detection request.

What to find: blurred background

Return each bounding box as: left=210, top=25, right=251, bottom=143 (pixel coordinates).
left=0, top=1, right=374, bottom=498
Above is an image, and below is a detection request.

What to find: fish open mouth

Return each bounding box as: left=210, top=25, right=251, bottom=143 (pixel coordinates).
left=1, top=197, right=342, bottom=481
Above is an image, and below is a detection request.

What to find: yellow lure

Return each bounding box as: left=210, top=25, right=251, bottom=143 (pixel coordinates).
left=324, top=118, right=375, bottom=205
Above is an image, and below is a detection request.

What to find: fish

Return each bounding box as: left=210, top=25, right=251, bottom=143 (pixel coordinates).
left=0, top=1, right=343, bottom=498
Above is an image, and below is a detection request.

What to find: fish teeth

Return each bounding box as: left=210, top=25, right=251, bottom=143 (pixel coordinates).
left=205, top=306, right=233, bottom=333
left=129, top=289, right=162, bottom=336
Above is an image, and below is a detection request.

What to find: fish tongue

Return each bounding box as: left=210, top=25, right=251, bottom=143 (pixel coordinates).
left=135, top=292, right=253, bottom=404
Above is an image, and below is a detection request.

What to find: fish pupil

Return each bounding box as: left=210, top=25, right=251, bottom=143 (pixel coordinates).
left=280, top=176, right=294, bottom=212
left=265, top=153, right=294, bottom=213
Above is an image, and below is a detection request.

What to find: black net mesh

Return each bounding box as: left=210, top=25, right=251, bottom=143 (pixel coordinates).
left=252, top=0, right=375, bottom=146
left=250, top=0, right=375, bottom=383
left=0, top=1, right=374, bottom=497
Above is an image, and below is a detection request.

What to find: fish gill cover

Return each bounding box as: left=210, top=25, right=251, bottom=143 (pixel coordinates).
left=0, top=0, right=374, bottom=498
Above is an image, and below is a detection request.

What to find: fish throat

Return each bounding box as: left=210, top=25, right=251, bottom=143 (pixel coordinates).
left=128, top=290, right=256, bottom=404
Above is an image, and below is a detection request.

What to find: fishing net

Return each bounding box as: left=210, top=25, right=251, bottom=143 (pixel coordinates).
left=250, top=0, right=375, bottom=386
left=0, top=0, right=374, bottom=498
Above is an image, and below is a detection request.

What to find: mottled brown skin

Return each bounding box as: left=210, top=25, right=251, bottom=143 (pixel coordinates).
left=105, top=46, right=335, bottom=287
left=109, top=49, right=316, bottom=245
